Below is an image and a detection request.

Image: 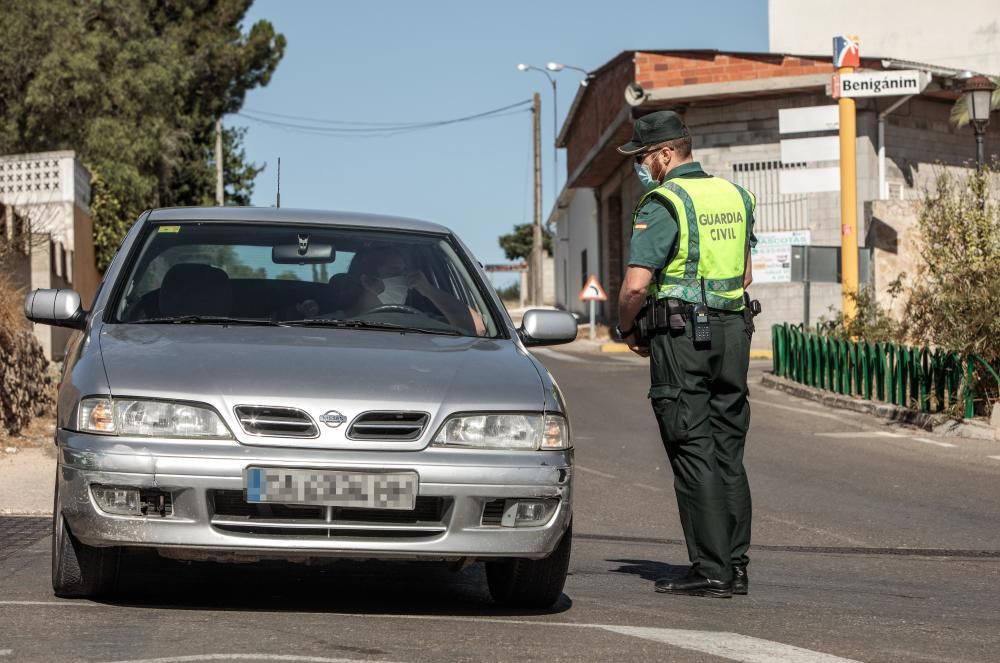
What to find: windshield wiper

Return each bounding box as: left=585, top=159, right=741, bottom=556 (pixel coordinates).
left=131, top=315, right=288, bottom=327
left=285, top=318, right=462, bottom=336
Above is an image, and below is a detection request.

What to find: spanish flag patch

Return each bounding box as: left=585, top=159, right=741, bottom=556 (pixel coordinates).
left=634, top=223, right=647, bottom=230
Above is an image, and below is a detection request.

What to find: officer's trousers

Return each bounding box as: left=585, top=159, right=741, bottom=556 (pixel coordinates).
left=648, top=311, right=752, bottom=582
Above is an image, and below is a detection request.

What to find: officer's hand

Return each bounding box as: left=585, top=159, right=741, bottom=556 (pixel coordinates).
left=624, top=333, right=650, bottom=357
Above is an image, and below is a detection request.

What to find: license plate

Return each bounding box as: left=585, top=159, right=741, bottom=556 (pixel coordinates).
left=245, top=467, right=418, bottom=510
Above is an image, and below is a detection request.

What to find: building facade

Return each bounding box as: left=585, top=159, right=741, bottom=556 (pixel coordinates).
left=0, top=151, right=100, bottom=360
left=554, top=50, right=999, bottom=348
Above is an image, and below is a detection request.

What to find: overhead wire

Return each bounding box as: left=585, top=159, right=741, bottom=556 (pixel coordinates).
left=236, top=99, right=532, bottom=138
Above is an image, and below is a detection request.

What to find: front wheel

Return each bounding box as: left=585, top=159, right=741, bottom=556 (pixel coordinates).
left=51, top=479, right=119, bottom=598
left=485, top=523, right=572, bottom=608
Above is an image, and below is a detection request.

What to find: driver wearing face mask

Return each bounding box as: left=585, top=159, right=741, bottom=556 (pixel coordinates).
left=348, top=247, right=486, bottom=335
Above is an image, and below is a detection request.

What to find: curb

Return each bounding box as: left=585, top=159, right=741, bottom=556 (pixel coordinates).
left=760, top=373, right=999, bottom=441
left=600, top=342, right=630, bottom=353
left=749, top=350, right=773, bottom=360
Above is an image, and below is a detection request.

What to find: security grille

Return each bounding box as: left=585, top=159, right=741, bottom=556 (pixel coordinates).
left=732, top=160, right=810, bottom=232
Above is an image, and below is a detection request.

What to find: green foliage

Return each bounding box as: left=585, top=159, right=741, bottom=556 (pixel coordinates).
left=0, top=0, right=286, bottom=271
left=906, top=165, right=1000, bottom=362
left=495, top=281, right=520, bottom=301
left=275, top=270, right=301, bottom=281
left=499, top=224, right=552, bottom=261
left=819, top=281, right=905, bottom=344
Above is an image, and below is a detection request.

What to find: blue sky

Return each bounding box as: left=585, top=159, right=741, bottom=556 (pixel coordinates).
left=232, top=0, right=768, bottom=284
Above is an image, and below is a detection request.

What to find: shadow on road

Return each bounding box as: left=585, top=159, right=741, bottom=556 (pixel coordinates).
left=607, top=558, right=689, bottom=582
left=97, top=550, right=572, bottom=617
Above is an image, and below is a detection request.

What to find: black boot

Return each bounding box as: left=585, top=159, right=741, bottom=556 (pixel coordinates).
left=654, top=570, right=732, bottom=598
left=732, top=565, right=748, bottom=595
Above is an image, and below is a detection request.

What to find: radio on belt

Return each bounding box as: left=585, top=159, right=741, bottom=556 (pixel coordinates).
left=693, top=278, right=712, bottom=343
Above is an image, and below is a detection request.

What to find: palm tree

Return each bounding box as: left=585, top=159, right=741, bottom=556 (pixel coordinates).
left=950, top=76, right=1000, bottom=128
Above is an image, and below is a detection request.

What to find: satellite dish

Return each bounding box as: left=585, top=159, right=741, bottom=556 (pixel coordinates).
left=625, top=82, right=646, bottom=107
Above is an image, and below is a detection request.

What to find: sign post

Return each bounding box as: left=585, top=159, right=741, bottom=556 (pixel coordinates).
left=833, top=35, right=860, bottom=322
left=578, top=274, right=608, bottom=341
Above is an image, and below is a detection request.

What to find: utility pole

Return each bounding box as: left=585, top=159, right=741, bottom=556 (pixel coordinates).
left=834, top=36, right=859, bottom=323
left=531, top=92, right=544, bottom=307
left=215, top=118, right=224, bottom=206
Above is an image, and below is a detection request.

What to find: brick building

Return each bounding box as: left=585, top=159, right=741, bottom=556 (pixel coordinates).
left=553, top=50, right=999, bottom=348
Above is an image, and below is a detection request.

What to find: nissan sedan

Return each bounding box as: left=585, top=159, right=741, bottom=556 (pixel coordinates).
left=25, top=207, right=577, bottom=607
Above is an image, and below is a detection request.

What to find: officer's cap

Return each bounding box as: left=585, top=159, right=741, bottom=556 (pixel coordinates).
left=617, top=111, right=690, bottom=155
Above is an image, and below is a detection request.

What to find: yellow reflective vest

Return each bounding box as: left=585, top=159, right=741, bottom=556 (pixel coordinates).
left=633, top=176, right=755, bottom=311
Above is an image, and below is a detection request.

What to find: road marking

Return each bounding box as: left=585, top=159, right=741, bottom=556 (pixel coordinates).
left=0, top=650, right=11, bottom=657
left=105, top=657, right=395, bottom=663
left=601, top=626, right=861, bottom=663
left=749, top=398, right=845, bottom=421
left=987, top=456, right=1000, bottom=461
left=912, top=437, right=957, bottom=448
left=576, top=465, right=618, bottom=479
left=633, top=482, right=663, bottom=492
left=530, top=348, right=587, bottom=363
left=815, top=431, right=904, bottom=438
left=0, top=603, right=864, bottom=663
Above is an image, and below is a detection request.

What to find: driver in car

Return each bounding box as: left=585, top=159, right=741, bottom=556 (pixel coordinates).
left=347, top=247, right=486, bottom=336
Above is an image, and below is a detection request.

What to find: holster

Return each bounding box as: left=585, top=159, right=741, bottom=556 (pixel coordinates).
left=637, top=297, right=687, bottom=341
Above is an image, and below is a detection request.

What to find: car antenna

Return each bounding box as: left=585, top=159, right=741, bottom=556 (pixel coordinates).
left=276, top=157, right=281, bottom=208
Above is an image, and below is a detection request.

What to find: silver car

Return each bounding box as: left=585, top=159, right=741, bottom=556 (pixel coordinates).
left=25, top=207, right=577, bottom=607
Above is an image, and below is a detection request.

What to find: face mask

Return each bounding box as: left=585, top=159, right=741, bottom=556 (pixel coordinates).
left=634, top=161, right=658, bottom=190
left=376, top=275, right=410, bottom=305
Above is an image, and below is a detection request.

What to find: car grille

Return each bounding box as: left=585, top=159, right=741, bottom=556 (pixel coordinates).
left=208, top=490, right=450, bottom=538
left=234, top=405, right=318, bottom=438
left=347, top=411, right=429, bottom=441
left=481, top=499, right=506, bottom=526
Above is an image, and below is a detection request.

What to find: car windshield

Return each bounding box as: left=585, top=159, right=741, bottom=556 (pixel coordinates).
left=110, top=222, right=501, bottom=338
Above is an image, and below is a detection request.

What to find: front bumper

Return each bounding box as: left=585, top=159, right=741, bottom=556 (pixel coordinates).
left=56, top=430, right=573, bottom=561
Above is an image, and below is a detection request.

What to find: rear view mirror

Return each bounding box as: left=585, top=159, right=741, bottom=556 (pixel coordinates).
left=272, top=237, right=335, bottom=264
left=519, top=309, right=578, bottom=347
left=24, top=288, right=87, bottom=330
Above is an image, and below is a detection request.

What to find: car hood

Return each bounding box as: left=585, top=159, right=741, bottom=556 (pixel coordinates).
left=98, top=324, right=545, bottom=450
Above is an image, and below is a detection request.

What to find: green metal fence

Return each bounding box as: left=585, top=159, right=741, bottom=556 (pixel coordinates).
left=771, top=324, right=1000, bottom=419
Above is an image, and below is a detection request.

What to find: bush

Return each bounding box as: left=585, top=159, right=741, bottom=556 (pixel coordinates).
left=0, top=271, right=54, bottom=435
left=819, top=282, right=905, bottom=344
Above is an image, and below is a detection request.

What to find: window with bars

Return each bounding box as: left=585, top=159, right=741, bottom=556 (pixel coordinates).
left=732, top=160, right=809, bottom=232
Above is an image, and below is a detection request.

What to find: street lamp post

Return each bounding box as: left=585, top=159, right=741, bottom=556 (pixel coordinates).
left=963, top=75, right=996, bottom=168
left=546, top=61, right=592, bottom=86
left=517, top=64, right=558, bottom=196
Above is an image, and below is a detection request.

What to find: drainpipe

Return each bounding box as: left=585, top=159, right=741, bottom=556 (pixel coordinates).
left=877, top=95, right=914, bottom=199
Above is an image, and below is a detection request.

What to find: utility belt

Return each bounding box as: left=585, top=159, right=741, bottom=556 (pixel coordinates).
left=636, top=293, right=761, bottom=343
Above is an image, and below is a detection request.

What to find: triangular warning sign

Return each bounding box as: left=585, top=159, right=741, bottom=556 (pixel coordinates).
left=578, top=274, right=608, bottom=301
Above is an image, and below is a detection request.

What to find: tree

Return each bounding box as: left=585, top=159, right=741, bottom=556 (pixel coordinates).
left=0, top=0, right=286, bottom=271
left=498, top=224, right=552, bottom=261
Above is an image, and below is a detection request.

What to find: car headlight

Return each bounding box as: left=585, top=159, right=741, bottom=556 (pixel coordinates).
left=78, top=397, right=231, bottom=439
left=432, top=413, right=570, bottom=450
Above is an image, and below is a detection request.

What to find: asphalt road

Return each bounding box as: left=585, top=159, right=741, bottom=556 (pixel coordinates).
left=2, top=349, right=999, bottom=662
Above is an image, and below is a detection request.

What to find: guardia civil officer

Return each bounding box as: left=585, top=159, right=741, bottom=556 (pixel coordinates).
left=614, top=111, right=757, bottom=599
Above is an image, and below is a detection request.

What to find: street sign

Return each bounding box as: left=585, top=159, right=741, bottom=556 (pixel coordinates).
left=833, top=35, right=860, bottom=67
left=833, top=70, right=931, bottom=98
left=579, top=274, right=607, bottom=301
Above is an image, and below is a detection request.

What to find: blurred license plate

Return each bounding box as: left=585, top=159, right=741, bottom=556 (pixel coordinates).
left=245, top=468, right=418, bottom=510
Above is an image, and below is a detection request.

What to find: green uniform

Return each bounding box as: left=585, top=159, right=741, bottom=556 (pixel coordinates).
left=628, top=162, right=756, bottom=583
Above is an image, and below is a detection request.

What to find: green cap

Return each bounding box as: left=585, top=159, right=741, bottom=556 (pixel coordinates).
left=617, top=111, right=690, bottom=155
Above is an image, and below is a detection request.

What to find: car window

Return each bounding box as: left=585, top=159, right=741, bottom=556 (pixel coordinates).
left=111, top=223, right=500, bottom=338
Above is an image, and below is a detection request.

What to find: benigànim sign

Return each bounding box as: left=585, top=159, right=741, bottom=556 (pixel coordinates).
left=834, top=70, right=930, bottom=98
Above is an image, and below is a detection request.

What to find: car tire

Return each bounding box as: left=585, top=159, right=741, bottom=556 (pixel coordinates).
left=51, top=479, right=119, bottom=599
left=485, top=523, right=572, bottom=608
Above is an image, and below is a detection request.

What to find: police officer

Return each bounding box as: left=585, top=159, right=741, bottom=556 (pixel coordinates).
left=614, top=111, right=756, bottom=599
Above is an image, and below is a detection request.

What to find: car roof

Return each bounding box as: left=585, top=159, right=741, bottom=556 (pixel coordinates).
left=146, top=206, right=452, bottom=235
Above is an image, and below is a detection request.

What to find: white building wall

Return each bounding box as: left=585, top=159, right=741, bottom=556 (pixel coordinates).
left=768, top=0, right=1000, bottom=75
left=552, top=188, right=599, bottom=316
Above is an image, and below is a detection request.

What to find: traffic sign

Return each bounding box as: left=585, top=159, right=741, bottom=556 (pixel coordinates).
left=833, top=70, right=930, bottom=99
left=579, top=274, right=607, bottom=302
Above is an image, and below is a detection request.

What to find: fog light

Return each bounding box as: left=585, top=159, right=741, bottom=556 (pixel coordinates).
left=92, top=485, right=142, bottom=516
left=500, top=499, right=558, bottom=527
left=91, top=485, right=173, bottom=517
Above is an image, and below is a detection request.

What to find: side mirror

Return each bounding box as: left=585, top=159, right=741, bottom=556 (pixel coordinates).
left=519, top=309, right=578, bottom=347
left=24, top=289, right=87, bottom=330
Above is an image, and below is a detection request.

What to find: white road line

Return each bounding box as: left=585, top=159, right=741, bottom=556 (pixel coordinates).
left=601, top=626, right=861, bottom=663
left=748, top=398, right=845, bottom=421
left=105, top=657, right=394, bottom=663
left=633, top=482, right=663, bottom=492
left=576, top=465, right=619, bottom=479
left=530, top=348, right=587, bottom=363
left=0, top=603, right=861, bottom=663
left=815, top=432, right=904, bottom=438
left=912, top=437, right=957, bottom=448
left=0, top=650, right=12, bottom=657
left=989, top=455, right=1000, bottom=461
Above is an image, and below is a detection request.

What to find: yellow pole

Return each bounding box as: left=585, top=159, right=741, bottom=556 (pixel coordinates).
left=838, top=67, right=858, bottom=322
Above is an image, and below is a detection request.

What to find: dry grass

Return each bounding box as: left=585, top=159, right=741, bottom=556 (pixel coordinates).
left=1, top=414, right=55, bottom=451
